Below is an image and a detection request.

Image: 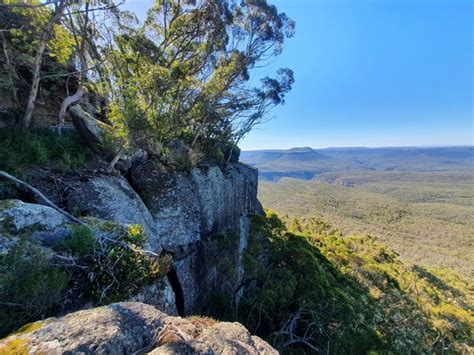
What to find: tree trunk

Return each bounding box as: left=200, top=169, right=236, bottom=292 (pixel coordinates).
left=58, top=1, right=89, bottom=125
left=1, top=32, right=20, bottom=107
left=58, top=86, right=85, bottom=124
left=21, top=1, right=67, bottom=132
left=190, top=119, right=206, bottom=148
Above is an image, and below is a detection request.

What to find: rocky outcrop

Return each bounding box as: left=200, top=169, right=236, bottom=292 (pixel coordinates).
left=51, top=161, right=258, bottom=315
left=0, top=159, right=260, bottom=346
left=65, top=175, right=159, bottom=249
left=70, top=104, right=111, bottom=151
left=130, top=162, right=258, bottom=314
left=0, top=199, right=68, bottom=235
left=130, top=279, right=178, bottom=316
left=0, top=302, right=277, bottom=354
left=0, top=199, right=70, bottom=250
left=0, top=199, right=178, bottom=322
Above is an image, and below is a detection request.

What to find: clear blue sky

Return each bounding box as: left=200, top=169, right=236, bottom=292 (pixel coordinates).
left=123, top=0, right=473, bottom=150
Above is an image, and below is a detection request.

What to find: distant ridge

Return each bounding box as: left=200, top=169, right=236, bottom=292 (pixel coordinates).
left=287, top=146, right=314, bottom=152
left=241, top=146, right=474, bottom=181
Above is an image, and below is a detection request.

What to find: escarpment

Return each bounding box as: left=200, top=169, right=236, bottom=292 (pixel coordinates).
left=0, top=148, right=264, bottom=352
left=129, top=161, right=259, bottom=314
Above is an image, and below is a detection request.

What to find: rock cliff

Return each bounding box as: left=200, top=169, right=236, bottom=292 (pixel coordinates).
left=129, top=161, right=258, bottom=314
left=0, top=159, right=264, bottom=352
left=34, top=161, right=259, bottom=315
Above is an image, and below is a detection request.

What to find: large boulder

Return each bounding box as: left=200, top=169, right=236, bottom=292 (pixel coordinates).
left=0, top=199, right=68, bottom=234
left=150, top=317, right=277, bottom=355
left=0, top=302, right=278, bottom=355
left=0, top=303, right=166, bottom=354
left=69, top=104, right=112, bottom=151
left=0, top=199, right=70, bottom=249
left=130, top=278, right=178, bottom=316
left=65, top=175, right=159, bottom=249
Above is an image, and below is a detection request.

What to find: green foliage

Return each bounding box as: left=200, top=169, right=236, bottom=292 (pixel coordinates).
left=0, top=129, right=91, bottom=174
left=161, top=146, right=204, bottom=171
left=103, top=0, right=294, bottom=154
left=0, top=242, right=69, bottom=337
left=0, top=3, right=73, bottom=108
left=237, top=211, right=473, bottom=354
left=2, top=1, right=294, bottom=162
left=0, top=222, right=171, bottom=337
left=215, top=230, right=240, bottom=252
left=61, top=223, right=171, bottom=303
left=57, top=225, right=95, bottom=256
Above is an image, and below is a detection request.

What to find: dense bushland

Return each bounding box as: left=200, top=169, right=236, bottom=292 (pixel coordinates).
left=259, top=174, right=474, bottom=280
left=234, top=211, right=473, bottom=354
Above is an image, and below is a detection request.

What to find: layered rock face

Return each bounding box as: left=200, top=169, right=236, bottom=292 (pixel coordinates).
left=0, top=302, right=277, bottom=354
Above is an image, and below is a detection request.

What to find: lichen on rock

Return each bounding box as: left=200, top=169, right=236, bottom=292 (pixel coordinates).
left=0, top=302, right=278, bottom=355
left=0, top=199, right=68, bottom=235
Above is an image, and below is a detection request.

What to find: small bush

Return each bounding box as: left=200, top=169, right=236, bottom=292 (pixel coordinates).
left=60, top=223, right=171, bottom=303
left=0, top=242, right=69, bottom=337
left=56, top=225, right=95, bottom=256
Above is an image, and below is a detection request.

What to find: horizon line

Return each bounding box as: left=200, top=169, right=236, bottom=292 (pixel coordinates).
left=241, top=144, right=474, bottom=152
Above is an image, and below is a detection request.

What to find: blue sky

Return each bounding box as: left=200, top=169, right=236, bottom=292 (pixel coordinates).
left=123, top=0, right=473, bottom=150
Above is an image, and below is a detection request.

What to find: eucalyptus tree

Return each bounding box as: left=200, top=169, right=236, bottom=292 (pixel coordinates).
left=15, top=0, right=69, bottom=131
left=0, top=0, right=119, bottom=131
left=0, top=1, right=70, bottom=130
left=105, top=0, right=294, bottom=155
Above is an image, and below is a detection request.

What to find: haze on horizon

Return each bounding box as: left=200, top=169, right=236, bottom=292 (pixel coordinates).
left=241, top=144, right=474, bottom=152
left=124, top=0, right=473, bottom=150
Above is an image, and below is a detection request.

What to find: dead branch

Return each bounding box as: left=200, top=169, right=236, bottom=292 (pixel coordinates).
left=0, top=171, right=161, bottom=259
left=0, top=170, right=85, bottom=225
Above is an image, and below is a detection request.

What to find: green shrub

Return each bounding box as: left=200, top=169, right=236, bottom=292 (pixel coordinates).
left=235, top=211, right=473, bottom=354
left=55, top=225, right=95, bottom=256
left=60, top=223, right=171, bottom=303
left=0, top=242, right=69, bottom=337
left=0, top=222, right=171, bottom=337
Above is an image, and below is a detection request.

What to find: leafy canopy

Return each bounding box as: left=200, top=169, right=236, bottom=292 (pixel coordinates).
left=104, top=0, right=294, bottom=151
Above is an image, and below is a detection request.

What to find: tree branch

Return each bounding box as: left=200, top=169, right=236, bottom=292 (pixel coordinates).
left=0, top=170, right=85, bottom=225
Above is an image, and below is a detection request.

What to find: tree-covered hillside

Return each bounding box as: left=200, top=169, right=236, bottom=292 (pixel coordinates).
left=233, top=211, right=473, bottom=354
left=258, top=173, right=474, bottom=280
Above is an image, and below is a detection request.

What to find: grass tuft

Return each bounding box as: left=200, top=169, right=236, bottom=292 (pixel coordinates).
left=0, top=129, right=91, bottom=174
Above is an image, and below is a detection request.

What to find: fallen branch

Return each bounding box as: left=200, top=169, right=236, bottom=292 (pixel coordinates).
left=0, top=171, right=162, bottom=259
left=0, top=170, right=85, bottom=225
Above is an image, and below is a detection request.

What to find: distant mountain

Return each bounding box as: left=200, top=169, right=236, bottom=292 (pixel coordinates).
left=240, top=146, right=474, bottom=181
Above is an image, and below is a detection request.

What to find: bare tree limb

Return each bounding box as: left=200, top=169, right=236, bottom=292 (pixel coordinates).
left=0, top=170, right=85, bottom=225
